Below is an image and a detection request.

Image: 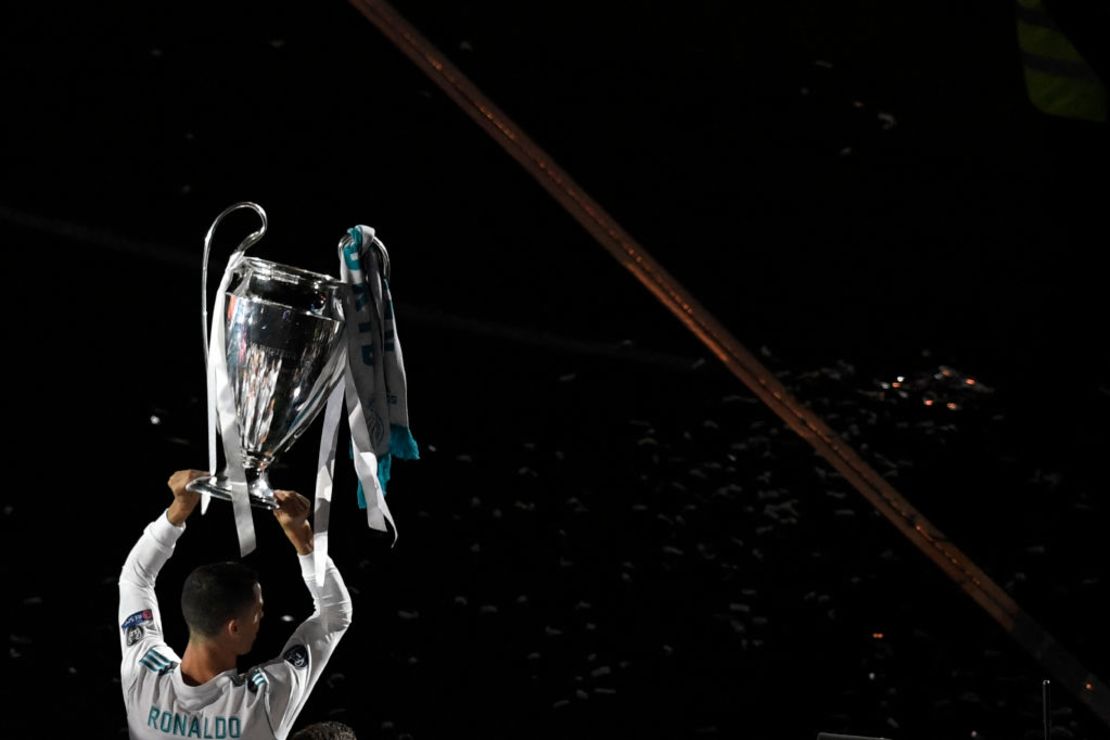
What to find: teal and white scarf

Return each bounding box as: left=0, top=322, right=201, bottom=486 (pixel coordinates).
left=313, top=225, right=419, bottom=582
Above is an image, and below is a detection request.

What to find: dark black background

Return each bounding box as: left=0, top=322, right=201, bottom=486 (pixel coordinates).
left=2, top=1, right=1108, bottom=738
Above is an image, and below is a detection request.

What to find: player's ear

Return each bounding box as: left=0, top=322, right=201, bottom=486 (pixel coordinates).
left=226, top=617, right=241, bottom=638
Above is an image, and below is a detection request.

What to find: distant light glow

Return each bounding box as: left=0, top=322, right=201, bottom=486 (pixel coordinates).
left=872, top=632, right=884, bottom=639
left=150, top=415, right=161, bottom=425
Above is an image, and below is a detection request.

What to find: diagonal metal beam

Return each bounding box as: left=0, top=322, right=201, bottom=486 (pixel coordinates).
left=347, top=0, right=1110, bottom=727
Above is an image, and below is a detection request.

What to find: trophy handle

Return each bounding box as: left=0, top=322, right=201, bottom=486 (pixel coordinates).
left=201, top=202, right=268, bottom=362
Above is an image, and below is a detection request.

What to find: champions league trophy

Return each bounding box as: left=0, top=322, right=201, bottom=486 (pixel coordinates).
left=186, top=202, right=349, bottom=511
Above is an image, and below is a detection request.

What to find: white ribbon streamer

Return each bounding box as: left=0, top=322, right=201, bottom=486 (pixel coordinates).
left=206, top=255, right=255, bottom=556
left=312, top=381, right=347, bottom=585
left=201, top=203, right=267, bottom=558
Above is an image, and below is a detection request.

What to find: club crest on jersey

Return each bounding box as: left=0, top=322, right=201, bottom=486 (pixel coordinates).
left=122, top=609, right=153, bottom=630
left=284, top=645, right=308, bottom=669
left=126, top=625, right=145, bottom=646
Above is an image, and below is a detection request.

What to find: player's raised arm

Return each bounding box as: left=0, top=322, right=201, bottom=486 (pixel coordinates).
left=259, top=490, right=354, bottom=736
left=118, top=469, right=206, bottom=683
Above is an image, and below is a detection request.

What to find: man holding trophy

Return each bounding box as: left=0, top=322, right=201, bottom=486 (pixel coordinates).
left=118, top=469, right=352, bottom=739
left=115, top=203, right=419, bottom=738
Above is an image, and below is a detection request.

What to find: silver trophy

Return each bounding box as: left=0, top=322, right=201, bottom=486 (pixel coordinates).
left=187, top=203, right=348, bottom=509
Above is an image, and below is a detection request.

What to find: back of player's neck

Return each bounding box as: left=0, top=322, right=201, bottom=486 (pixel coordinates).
left=180, top=641, right=235, bottom=685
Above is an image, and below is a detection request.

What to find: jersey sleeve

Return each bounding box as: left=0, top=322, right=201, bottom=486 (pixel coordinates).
left=118, top=510, right=186, bottom=687
left=258, top=552, right=353, bottom=738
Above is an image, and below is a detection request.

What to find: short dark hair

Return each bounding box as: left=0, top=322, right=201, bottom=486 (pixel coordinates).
left=180, top=562, right=259, bottom=638
left=290, top=721, right=358, bottom=739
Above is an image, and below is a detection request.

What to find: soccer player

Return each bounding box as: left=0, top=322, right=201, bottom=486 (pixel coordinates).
left=119, top=470, right=352, bottom=739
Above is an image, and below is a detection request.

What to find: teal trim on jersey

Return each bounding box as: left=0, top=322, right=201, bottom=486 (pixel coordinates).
left=140, top=648, right=177, bottom=675
left=140, top=648, right=169, bottom=671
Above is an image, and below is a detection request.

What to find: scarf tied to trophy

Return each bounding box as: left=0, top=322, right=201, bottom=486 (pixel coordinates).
left=312, top=225, right=420, bottom=584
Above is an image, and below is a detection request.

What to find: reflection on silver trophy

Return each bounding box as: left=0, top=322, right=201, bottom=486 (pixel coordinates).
left=187, top=203, right=348, bottom=510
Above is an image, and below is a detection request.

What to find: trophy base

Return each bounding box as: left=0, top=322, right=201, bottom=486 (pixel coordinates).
left=186, top=475, right=279, bottom=510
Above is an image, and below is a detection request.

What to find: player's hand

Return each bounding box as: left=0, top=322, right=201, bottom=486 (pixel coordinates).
left=166, top=469, right=207, bottom=525
left=273, top=490, right=311, bottom=529
left=273, top=490, right=314, bottom=555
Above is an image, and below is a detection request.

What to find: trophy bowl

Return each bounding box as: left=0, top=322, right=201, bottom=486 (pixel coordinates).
left=188, top=256, right=348, bottom=509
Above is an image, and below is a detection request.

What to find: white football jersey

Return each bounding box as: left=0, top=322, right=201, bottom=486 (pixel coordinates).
left=119, top=513, right=352, bottom=739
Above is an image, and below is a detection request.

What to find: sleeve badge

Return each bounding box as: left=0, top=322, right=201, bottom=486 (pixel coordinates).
left=122, top=609, right=153, bottom=630
left=283, top=645, right=309, bottom=669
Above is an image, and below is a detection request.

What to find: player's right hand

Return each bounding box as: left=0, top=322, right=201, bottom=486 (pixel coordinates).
left=167, top=469, right=206, bottom=511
